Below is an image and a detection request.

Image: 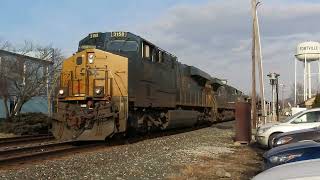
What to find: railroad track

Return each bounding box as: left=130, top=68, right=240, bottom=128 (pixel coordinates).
left=0, top=123, right=233, bottom=168
left=0, top=141, right=104, bottom=167
left=0, top=127, right=200, bottom=167
left=0, top=134, right=55, bottom=148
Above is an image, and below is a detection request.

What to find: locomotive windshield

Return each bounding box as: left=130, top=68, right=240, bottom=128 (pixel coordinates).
left=78, top=33, right=105, bottom=51
left=107, top=40, right=138, bottom=52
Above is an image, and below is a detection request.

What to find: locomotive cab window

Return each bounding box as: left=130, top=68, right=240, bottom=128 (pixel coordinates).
left=106, top=40, right=138, bottom=52
left=143, top=44, right=150, bottom=59
left=152, top=49, right=159, bottom=62
left=158, top=51, right=163, bottom=63
left=150, top=47, right=155, bottom=62
left=78, top=33, right=104, bottom=51
left=76, top=57, right=83, bottom=65
left=171, top=57, right=176, bottom=68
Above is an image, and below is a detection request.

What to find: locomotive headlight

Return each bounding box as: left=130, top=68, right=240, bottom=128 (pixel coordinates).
left=95, top=87, right=102, bottom=95
left=58, top=88, right=67, bottom=98
left=94, top=86, right=104, bottom=97
left=59, top=89, right=64, bottom=95
left=88, top=54, right=94, bottom=64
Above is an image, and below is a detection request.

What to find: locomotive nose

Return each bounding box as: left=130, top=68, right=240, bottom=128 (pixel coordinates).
left=52, top=48, right=129, bottom=141
left=58, top=49, right=110, bottom=99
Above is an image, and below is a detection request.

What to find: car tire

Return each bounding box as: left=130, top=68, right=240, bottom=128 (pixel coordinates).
left=268, top=132, right=281, bottom=148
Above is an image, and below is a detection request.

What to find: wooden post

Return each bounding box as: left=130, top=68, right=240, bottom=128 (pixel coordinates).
left=251, top=0, right=257, bottom=129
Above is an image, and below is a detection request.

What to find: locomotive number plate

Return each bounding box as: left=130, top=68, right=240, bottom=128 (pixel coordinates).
left=111, top=31, right=127, bottom=38
left=89, top=33, right=99, bottom=38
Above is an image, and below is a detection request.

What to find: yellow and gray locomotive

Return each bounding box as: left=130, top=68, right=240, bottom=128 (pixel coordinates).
left=52, top=32, right=244, bottom=141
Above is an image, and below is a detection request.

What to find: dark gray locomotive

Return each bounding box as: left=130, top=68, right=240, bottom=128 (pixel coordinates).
left=52, top=32, right=246, bottom=141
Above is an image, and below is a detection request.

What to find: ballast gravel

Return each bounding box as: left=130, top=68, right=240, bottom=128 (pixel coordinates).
left=0, top=121, right=263, bottom=180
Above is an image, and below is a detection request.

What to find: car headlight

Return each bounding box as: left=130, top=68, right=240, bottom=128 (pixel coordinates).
left=59, top=89, right=64, bottom=95
left=257, top=127, right=271, bottom=134
left=269, top=153, right=303, bottom=164
left=88, top=54, right=94, bottom=64
left=275, top=136, right=293, bottom=146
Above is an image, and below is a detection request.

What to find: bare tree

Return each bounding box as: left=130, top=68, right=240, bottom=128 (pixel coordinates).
left=288, top=82, right=304, bottom=104
left=0, top=40, right=64, bottom=119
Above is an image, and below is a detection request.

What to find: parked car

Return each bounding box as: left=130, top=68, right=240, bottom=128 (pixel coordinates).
left=253, top=159, right=320, bottom=180
left=255, top=108, right=320, bottom=148
left=263, top=140, right=320, bottom=169
left=273, top=126, right=320, bottom=147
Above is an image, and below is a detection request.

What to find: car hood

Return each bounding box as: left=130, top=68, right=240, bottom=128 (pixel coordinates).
left=258, top=122, right=280, bottom=129
left=277, top=127, right=318, bottom=137
left=253, top=159, right=320, bottom=180
left=264, top=140, right=320, bottom=158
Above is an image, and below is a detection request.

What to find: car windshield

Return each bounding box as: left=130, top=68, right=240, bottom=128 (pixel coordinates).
left=107, top=40, right=138, bottom=52
left=280, top=111, right=305, bottom=123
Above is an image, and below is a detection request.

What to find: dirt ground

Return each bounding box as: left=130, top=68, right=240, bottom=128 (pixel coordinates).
left=168, top=145, right=264, bottom=180
left=166, top=122, right=264, bottom=180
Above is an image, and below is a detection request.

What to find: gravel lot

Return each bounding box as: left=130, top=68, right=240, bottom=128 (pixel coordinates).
left=0, top=133, right=16, bottom=138
left=0, top=121, right=263, bottom=180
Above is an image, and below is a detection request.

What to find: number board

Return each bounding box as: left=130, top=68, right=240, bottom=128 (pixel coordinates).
left=89, top=33, right=99, bottom=39
left=81, top=45, right=96, bottom=49
left=111, top=32, right=127, bottom=38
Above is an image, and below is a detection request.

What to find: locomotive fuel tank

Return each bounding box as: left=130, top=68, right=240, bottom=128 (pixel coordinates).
left=163, top=110, right=200, bottom=129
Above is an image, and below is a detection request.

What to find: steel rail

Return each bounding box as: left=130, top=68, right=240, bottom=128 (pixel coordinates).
left=0, top=135, right=54, bottom=148
left=0, top=142, right=103, bottom=166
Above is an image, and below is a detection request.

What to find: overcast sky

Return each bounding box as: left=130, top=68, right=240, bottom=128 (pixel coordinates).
left=1, top=0, right=320, bottom=100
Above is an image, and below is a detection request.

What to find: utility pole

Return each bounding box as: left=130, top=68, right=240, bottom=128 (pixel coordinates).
left=251, top=0, right=258, bottom=128
left=276, top=80, right=280, bottom=121
left=252, top=26, right=257, bottom=129
left=254, top=2, right=266, bottom=124
left=279, top=84, right=285, bottom=113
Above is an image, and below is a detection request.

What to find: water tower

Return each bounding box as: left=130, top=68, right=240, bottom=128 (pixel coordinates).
left=295, top=41, right=320, bottom=105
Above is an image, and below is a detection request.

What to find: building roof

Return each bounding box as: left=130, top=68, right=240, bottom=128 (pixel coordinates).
left=0, top=49, right=53, bottom=65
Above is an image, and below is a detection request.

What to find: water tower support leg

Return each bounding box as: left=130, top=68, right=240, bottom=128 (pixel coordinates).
left=304, top=56, right=307, bottom=101
left=318, top=59, right=320, bottom=90
left=295, top=58, right=297, bottom=106
left=303, top=61, right=305, bottom=101
left=308, top=62, right=312, bottom=99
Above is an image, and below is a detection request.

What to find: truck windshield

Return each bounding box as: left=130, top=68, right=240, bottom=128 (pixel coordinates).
left=107, top=40, right=138, bottom=52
